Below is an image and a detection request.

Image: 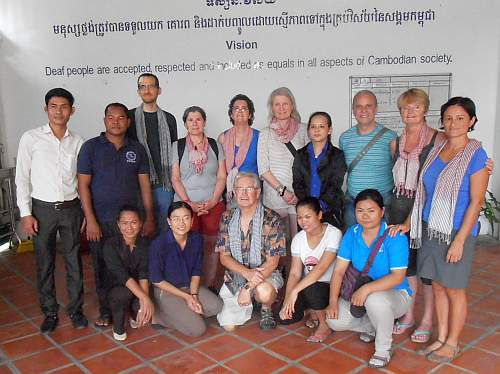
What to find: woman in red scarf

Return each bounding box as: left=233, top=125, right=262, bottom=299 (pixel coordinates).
left=171, top=106, right=227, bottom=289
left=218, top=94, right=260, bottom=207
left=389, top=89, right=444, bottom=343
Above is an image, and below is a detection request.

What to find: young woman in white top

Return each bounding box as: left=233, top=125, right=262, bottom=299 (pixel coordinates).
left=278, top=197, right=342, bottom=343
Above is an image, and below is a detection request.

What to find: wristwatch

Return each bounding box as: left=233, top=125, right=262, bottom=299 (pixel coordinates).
left=276, top=185, right=287, bottom=197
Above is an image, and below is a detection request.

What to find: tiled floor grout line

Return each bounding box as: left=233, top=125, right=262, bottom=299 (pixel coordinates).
left=0, top=295, right=93, bottom=374
left=1, top=249, right=499, bottom=373
left=0, top=253, right=156, bottom=373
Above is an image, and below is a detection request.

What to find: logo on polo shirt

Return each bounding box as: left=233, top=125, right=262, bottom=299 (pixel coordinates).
left=126, top=151, right=137, bottom=163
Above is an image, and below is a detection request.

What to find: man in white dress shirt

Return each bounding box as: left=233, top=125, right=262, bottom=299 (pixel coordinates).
left=15, top=88, right=88, bottom=334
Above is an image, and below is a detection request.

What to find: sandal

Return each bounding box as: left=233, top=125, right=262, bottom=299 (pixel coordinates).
left=416, top=339, right=445, bottom=356
left=94, top=315, right=111, bottom=328
left=305, top=319, right=319, bottom=329
left=259, top=308, right=277, bottom=331
left=411, top=329, right=432, bottom=344
left=427, top=343, right=460, bottom=364
left=392, top=320, right=414, bottom=335
left=368, top=352, right=391, bottom=369
left=359, top=332, right=376, bottom=343
left=306, top=329, right=332, bottom=343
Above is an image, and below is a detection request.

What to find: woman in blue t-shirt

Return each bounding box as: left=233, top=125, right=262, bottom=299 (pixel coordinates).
left=149, top=201, right=223, bottom=337
left=392, top=97, right=489, bottom=363
left=325, top=189, right=412, bottom=369
left=218, top=94, right=260, bottom=207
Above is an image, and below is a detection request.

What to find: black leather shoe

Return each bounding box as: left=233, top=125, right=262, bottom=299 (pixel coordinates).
left=70, top=312, right=88, bottom=329
left=40, top=314, right=58, bottom=334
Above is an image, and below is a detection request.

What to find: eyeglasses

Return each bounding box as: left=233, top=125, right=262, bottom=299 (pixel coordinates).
left=170, top=216, right=191, bottom=223
left=234, top=186, right=258, bottom=194
left=232, top=107, right=249, bottom=113
left=138, top=84, right=159, bottom=91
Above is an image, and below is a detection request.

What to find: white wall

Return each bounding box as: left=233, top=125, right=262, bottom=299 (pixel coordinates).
left=1, top=0, right=499, bottom=194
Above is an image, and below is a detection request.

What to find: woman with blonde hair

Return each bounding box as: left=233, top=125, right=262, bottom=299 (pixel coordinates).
left=257, top=87, right=308, bottom=240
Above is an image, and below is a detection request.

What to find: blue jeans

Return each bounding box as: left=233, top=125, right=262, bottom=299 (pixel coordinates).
left=153, top=187, right=174, bottom=232
left=344, top=191, right=393, bottom=229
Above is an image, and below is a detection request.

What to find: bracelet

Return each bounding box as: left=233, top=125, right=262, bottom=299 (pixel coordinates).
left=275, top=184, right=284, bottom=193
left=279, top=186, right=287, bottom=197
left=190, top=293, right=198, bottom=296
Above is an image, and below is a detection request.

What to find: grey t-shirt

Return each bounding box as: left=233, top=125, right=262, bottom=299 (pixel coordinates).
left=171, top=139, right=225, bottom=202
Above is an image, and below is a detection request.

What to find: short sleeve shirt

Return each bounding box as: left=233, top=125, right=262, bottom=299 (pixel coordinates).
left=77, top=133, right=149, bottom=221
left=291, top=223, right=342, bottom=283
left=171, top=138, right=225, bottom=202
left=422, top=147, right=488, bottom=235
left=337, top=222, right=412, bottom=295
left=339, top=124, right=396, bottom=196
left=215, top=207, right=286, bottom=266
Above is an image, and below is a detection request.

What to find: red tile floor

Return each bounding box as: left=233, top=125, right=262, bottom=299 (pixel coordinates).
left=0, top=240, right=498, bottom=373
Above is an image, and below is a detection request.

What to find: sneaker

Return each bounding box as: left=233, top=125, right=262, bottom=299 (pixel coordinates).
left=130, top=318, right=139, bottom=329
left=259, top=308, right=277, bottom=330
left=70, top=312, right=88, bottom=329
left=113, top=329, right=127, bottom=341
left=40, top=314, right=58, bottom=334
left=359, top=332, right=376, bottom=343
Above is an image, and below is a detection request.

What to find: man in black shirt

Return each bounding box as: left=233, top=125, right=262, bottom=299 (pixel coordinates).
left=128, top=73, right=178, bottom=232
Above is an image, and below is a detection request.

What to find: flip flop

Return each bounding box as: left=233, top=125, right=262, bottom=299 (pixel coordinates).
left=392, top=320, right=414, bottom=335
left=94, top=315, right=111, bottom=328
left=416, top=339, right=445, bottom=356
left=411, top=329, right=432, bottom=343
left=427, top=343, right=460, bottom=363
left=306, top=329, right=332, bottom=343
left=305, top=319, right=319, bottom=329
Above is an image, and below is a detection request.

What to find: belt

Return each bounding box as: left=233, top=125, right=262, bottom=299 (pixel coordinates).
left=32, top=198, right=80, bottom=211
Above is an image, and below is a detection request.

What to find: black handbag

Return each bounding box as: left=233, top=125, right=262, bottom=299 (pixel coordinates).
left=340, top=229, right=389, bottom=318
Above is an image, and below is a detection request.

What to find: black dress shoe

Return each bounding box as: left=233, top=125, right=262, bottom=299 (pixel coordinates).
left=40, top=314, right=58, bottom=334
left=70, top=312, right=88, bottom=329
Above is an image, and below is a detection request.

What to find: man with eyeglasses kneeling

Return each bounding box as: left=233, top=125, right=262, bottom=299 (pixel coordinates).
left=216, top=172, right=286, bottom=331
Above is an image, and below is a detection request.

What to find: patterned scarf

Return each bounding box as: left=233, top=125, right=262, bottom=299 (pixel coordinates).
left=186, top=135, right=208, bottom=174
left=270, top=117, right=299, bottom=143
left=393, top=124, right=429, bottom=198
left=410, top=138, right=481, bottom=248
left=228, top=202, right=264, bottom=289
left=134, top=105, right=172, bottom=190
left=224, top=126, right=253, bottom=195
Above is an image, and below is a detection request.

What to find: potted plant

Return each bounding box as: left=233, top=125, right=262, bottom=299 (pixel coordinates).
left=481, top=190, right=500, bottom=240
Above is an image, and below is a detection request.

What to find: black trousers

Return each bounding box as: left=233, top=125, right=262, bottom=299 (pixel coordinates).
left=32, top=199, right=83, bottom=316
left=278, top=282, right=330, bottom=325
left=108, top=286, right=140, bottom=334
left=88, top=220, right=117, bottom=317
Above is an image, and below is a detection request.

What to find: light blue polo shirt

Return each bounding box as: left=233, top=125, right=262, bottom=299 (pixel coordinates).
left=337, top=222, right=412, bottom=295
left=339, top=124, right=396, bottom=197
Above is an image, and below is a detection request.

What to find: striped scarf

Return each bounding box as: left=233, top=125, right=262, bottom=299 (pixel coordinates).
left=134, top=106, right=172, bottom=190
left=228, top=202, right=264, bottom=289
left=393, top=124, right=429, bottom=198
left=410, top=138, right=481, bottom=248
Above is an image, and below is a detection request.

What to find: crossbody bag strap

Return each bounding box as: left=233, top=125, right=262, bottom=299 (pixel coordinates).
left=348, top=127, right=389, bottom=175
left=284, top=141, right=297, bottom=157
left=361, top=228, right=390, bottom=276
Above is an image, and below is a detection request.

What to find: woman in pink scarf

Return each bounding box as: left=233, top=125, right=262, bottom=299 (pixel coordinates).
left=257, top=87, right=308, bottom=242
left=218, top=94, right=260, bottom=207
left=389, top=89, right=445, bottom=343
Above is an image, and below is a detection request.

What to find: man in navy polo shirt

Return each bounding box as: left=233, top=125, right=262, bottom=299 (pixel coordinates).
left=77, top=102, right=155, bottom=328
